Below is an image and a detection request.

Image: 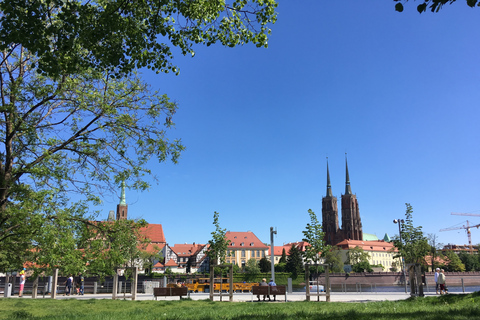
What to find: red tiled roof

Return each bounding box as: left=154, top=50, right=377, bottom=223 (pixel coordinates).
left=269, top=245, right=292, bottom=256
left=335, top=239, right=396, bottom=252
left=154, top=262, right=164, bottom=268
left=165, top=259, right=178, bottom=267
left=226, top=231, right=268, bottom=249
left=140, top=224, right=166, bottom=244
left=140, top=243, right=165, bottom=254
left=170, top=243, right=205, bottom=257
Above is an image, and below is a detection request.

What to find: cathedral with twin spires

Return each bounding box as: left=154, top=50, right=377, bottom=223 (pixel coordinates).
left=322, top=159, right=363, bottom=246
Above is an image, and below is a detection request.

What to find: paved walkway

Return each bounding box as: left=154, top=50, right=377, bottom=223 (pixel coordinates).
left=3, top=290, right=473, bottom=302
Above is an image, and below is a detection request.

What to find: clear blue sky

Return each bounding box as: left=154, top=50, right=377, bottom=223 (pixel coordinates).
left=100, top=1, right=480, bottom=249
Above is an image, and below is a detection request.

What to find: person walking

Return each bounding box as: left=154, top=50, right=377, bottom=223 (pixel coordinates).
left=64, top=275, right=73, bottom=296
left=78, top=273, right=85, bottom=295
left=438, top=269, right=446, bottom=295
left=18, top=269, right=26, bottom=297
left=434, top=268, right=440, bottom=294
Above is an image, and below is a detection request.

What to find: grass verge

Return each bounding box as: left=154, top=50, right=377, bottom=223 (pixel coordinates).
left=1, top=292, right=479, bottom=320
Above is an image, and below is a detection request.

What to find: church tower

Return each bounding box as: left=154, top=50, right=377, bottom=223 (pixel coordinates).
left=116, top=181, right=128, bottom=220
left=322, top=159, right=339, bottom=246
left=340, top=158, right=363, bottom=241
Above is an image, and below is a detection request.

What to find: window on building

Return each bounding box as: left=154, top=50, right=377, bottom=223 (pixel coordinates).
left=257, top=250, right=260, bottom=257
left=240, top=242, right=244, bottom=246
left=242, top=250, right=245, bottom=258
left=250, top=242, right=254, bottom=246
left=262, top=251, right=265, bottom=257
left=251, top=250, right=255, bottom=257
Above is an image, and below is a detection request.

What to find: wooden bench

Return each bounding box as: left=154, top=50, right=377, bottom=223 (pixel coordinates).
left=154, top=287, right=188, bottom=300
left=251, top=285, right=287, bottom=302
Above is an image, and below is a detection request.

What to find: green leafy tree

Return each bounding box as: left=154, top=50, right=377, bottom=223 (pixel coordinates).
left=275, top=262, right=286, bottom=272
left=393, top=0, right=479, bottom=13
left=259, top=257, right=270, bottom=273
left=345, top=246, right=371, bottom=266
left=0, top=0, right=278, bottom=77
left=352, top=261, right=373, bottom=273
left=458, top=252, right=480, bottom=271
left=245, top=258, right=260, bottom=274
left=443, top=250, right=466, bottom=272
left=302, top=209, right=328, bottom=265
left=286, top=244, right=303, bottom=278
left=323, top=247, right=344, bottom=273
left=279, top=248, right=287, bottom=264
left=392, top=203, right=429, bottom=265
left=0, top=47, right=181, bottom=273
left=206, top=211, right=230, bottom=266
left=83, top=219, right=150, bottom=278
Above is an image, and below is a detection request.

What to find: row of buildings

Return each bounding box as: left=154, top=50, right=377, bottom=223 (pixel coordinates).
left=110, top=160, right=402, bottom=274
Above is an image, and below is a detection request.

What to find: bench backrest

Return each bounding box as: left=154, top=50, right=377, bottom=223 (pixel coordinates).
left=154, top=287, right=188, bottom=296
left=252, top=285, right=286, bottom=295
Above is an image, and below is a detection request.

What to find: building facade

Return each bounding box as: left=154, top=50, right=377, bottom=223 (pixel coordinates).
left=225, top=231, right=269, bottom=268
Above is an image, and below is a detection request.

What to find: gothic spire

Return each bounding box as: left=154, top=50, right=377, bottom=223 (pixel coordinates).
left=119, top=181, right=126, bottom=205
left=326, top=158, right=332, bottom=197
left=345, top=154, right=352, bottom=195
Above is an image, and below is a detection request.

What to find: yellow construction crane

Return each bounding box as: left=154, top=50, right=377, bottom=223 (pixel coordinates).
left=439, top=213, right=480, bottom=254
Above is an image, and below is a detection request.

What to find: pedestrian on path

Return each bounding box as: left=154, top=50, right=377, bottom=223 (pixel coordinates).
left=18, top=269, right=26, bottom=297
left=438, top=269, right=446, bottom=295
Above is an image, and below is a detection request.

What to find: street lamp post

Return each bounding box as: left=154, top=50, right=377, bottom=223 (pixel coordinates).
left=393, top=219, right=408, bottom=294
left=270, top=227, right=277, bottom=283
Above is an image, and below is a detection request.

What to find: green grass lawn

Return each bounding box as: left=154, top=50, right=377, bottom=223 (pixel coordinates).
left=1, top=292, right=480, bottom=320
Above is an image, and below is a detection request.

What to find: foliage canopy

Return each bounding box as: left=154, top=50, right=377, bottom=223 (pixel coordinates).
left=0, top=0, right=278, bottom=77
left=394, top=0, right=480, bottom=13
left=0, top=46, right=179, bottom=273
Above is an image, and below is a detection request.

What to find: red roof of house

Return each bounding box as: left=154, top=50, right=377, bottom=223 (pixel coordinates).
left=140, top=242, right=165, bottom=254
left=140, top=224, right=166, bottom=244
left=225, top=231, right=268, bottom=249
left=170, top=243, right=205, bottom=257
left=165, top=259, right=178, bottom=267
left=335, top=239, right=396, bottom=252
left=269, top=245, right=292, bottom=256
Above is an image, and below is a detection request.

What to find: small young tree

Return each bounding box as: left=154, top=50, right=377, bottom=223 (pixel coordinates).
left=286, top=244, right=303, bottom=278
left=393, top=203, right=429, bottom=265
left=206, top=211, right=230, bottom=266
left=302, top=209, right=328, bottom=265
